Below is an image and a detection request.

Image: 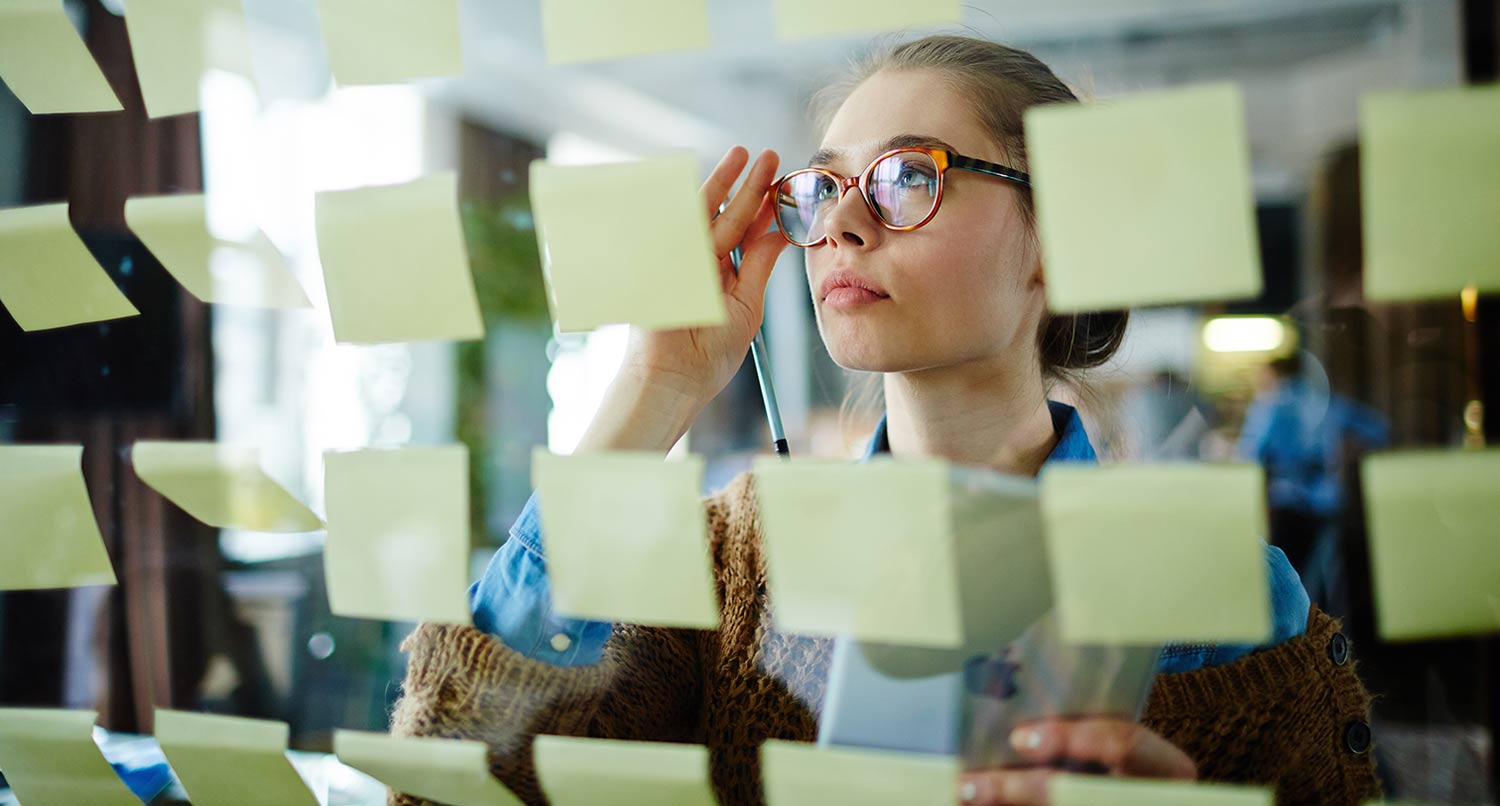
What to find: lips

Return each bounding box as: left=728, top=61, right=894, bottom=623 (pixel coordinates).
left=818, top=270, right=889, bottom=302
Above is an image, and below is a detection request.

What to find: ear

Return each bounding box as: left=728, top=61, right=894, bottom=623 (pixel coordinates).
left=1028, top=240, right=1048, bottom=291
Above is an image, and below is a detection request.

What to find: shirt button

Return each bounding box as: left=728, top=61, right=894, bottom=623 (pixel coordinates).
left=1344, top=720, right=1371, bottom=754
left=550, top=633, right=572, bottom=653
left=1328, top=632, right=1350, bottom=666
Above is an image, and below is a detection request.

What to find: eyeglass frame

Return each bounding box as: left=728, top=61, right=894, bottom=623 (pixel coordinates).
left=771, top=146, right=1032, bottom=247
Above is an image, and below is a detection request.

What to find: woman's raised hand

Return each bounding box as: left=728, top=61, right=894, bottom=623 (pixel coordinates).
left=622, top=146, right=788, bottom=407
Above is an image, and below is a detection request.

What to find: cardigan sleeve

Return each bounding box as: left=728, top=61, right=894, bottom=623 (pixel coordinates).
left=1140, top=605, right=1383, bottom=806
left=384, top=487, right=742, bottom=806
left=387, top=620, right=704, bottom=805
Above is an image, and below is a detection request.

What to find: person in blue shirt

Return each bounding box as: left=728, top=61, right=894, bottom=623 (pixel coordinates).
left=435, top=35, right=1363, bottom=806
left=1239, top=353, right=1390, bottom=619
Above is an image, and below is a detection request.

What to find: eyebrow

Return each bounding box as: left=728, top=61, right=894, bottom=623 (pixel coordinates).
left=808, top=134, right=960, bottom=169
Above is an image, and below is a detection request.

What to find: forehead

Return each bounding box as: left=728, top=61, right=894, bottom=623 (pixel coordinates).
left=816, top=69, right=1001, bottom=170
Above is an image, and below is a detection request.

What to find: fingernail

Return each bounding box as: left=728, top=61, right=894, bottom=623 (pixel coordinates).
left=959, top=780, right=978, bottom=804
left=1011, top=726, right=1043, bottom=751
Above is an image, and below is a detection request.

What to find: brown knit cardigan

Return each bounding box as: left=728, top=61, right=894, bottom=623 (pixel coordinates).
left=389, top=472, right=1382, bottom=805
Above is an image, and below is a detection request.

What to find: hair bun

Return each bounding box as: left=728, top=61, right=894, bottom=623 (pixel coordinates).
left=1040, top=309, right=1129, bottom=373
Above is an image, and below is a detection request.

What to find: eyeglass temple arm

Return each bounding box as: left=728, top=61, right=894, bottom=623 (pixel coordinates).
left=947, top=153, right=1031, bottom=187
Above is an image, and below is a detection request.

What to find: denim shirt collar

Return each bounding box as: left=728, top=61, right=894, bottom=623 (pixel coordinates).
left=861, top=400, right=1097, bottom=466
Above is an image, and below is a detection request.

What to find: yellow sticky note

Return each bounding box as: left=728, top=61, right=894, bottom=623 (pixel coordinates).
left=1040, top=463, right=1271, bottom=645
left=858, top=468, right=1052, bottom=678
left=1025, top=83, right=1262, bottom=312
left=533, top=736, right=715, bottom=806
left=1361, top=85, right=1500, bottom=301
left=324, top=446, right=471, bottom=625
left=314, top=173, right=484, bottom=344
left=153, top=710, right=317, bottom=806
left=315, top=0, right=462, bottom=86
left=760, top=740, right=957, bottom=806
left=0, top=709, right=136, bottom=806
left=0, top=203, right=140, bottom=331
left=126, top=194, right=310, bottom=308
left=529, top=156, right=726, bottom=332
left=1050, top=774, right=1272, bottom=805
left=1362, top=449, right=1500, bottom=641
left=0, top=0, right=122, bottom=114
left=132, top=441, right=323, bottom=533
left=771, top=0, right=962, bottom=40
left=542, top=0, right=709, bottom=65
left=0, top=445, right=116, bottom=591
left=533, top=450, right=718, bottom=629
left=752, top=457, right=961, bottom=648
left=334, top=730, right=522, bottom=806
left=123, top=0, right=252, bottom=118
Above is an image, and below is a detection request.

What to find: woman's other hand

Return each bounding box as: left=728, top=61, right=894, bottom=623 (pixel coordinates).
left=956, top=718, right=1197, bottom=805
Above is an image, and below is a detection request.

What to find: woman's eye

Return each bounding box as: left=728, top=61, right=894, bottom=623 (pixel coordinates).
left=897, top=168, right=934, bottom=189
left=815, top=179, right=839, bottom=201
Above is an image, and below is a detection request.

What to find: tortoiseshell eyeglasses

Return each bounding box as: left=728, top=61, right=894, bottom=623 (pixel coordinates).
left=772, top=147, right=1030, bottom=248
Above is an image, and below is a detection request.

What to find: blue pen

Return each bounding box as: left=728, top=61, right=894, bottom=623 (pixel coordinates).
left=720, top=202, right=790, bottom=459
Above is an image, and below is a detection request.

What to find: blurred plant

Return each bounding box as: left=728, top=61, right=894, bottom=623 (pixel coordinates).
left=460, top=195, right=549, bottom=319
left=456, top=195, right=551, bottom=544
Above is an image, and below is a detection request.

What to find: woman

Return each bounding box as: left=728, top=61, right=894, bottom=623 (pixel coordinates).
left=391, top=36, right=1381, bottom=806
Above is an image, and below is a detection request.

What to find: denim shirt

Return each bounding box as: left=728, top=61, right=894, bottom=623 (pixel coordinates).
left=469, top=401, right=1309, bottom=672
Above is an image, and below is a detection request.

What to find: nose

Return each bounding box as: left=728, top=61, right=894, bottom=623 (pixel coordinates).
left=820, top=181, right=881, bottom=251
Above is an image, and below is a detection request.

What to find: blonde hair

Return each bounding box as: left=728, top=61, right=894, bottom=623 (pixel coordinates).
left=819, top=35, right=1129, bottom=450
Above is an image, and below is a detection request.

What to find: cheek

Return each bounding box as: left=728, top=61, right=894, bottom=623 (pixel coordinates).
left=900, top=228, right=1015, bottom=317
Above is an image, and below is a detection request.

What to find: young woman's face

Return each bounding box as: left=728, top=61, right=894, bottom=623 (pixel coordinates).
left=806, top=68, right=1045, bottom=375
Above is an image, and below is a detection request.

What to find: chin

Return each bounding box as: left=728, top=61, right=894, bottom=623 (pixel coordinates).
left=823, top=337, right=909, bottom=373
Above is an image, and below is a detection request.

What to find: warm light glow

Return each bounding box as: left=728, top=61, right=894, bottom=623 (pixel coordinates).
left=1461, top=285, right=1478, bottom=323
left=1202, top=317, right=1286, bottom=353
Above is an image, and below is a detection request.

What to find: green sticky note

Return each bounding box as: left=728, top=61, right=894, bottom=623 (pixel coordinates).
left=533, top=736, right=715, bottom=806
left=0, top=709, right=137, bottom=806
left=0, top=445, right=116, bottom=591
left=1025, top=83, right=1262, bottom=313
left=0, top=203, right=140, bottom=331
left=529, top=156, right=726, bottom=333
left=752, top=457, right=962, bottom=648
left=0, top=0, right=122, bottom=114
left=315, top=0, right=462, bottom=86
left=324, top=446, right=472, bottom=625
left=334, top=730, right=522, bottom=806
left=126, top=194, right=311, bottom=308
left=1361, top=85, right=1500, bottom=301
left=314, top=173, right=484, bottom=344
left=132, top=441, right=323, bottom=533
left=1050, top=774, right=1272, bottom=805
left=533, top=450, right=719, bottom=629
left=759, top=740, right=957, bottom=806
left=771, top=0, right=962, bottom=40
left=123, top=0, right=252, bottom=118
left=1363, top=449, right=1500, bottom=641
left=154, top=710, right=317, bottom=806
left=1040, top=463, right=1271, bottom=645
left=542, top=0, right=709, bottom=65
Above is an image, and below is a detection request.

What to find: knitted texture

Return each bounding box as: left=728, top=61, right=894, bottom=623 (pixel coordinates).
left=389, top=471, right=1381, bottom=805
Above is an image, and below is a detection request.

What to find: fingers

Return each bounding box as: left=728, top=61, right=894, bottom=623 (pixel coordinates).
left=710, top=148, right=781, bottom=259
left=727, top=193, right=786, bottom=307
left=957, top=767, right=1052, bottom=806
left=1009, top=719, right=1197, bottom=781
left=701, top=146, right=750, bottom=219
